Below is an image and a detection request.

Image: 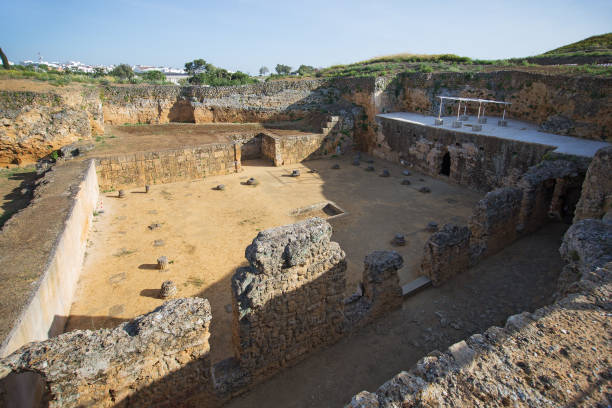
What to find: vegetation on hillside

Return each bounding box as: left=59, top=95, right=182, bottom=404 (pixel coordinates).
left=184, top=59, right=257, bottom=86
left=0, top=64, right=172, bottom=86
left=541, top=33, right=612, bottom=56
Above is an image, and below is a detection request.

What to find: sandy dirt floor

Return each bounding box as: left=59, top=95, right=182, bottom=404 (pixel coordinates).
left=65, top=155, right=481, bottom=363
left=225, top=222, right=567, bottom=408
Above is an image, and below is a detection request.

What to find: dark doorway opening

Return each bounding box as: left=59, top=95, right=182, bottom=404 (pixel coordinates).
left=440, top=152, right=451, bottom=176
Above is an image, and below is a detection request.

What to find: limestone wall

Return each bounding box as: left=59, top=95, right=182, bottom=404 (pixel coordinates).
left=95, top=143, right=241, bottom=190
left=101, top=80, right=346, bottom=125
left=0, top=160, right=99, bottom=357
left=422, top=160, right=584, bottom=284
left=375, top=116, right=554, bottom=191
left=348, top=219, right=612, bottom=407
left=0, top=298, right=214, bottom=408
left=373, top=71, right=612, bottom=143
left=574, top=146, right=612, bottom=221
left=0, top=89, right=103, bottom=165
left=231, top=218, right=347, bottom=379
left=421, top=224, right=471, bottom=286
left=468, top=187, right=523, bottom=262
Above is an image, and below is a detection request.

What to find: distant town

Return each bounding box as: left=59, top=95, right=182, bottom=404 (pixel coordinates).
left=13, top=57, right=190, bottom=83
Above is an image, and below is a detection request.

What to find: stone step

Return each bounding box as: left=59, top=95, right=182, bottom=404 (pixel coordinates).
left=401, top=276, right=431, bottom=297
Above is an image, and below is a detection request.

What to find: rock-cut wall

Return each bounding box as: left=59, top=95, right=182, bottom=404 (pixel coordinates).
left=0, top=89, right=103, bottom=165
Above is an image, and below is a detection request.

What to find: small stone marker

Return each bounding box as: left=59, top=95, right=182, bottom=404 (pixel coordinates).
left=215, top=184, right=225, bottom=190
left=118, top=189, right=126, bottom=198
left=434, top=118, right=444, bottom=126
left=157, top=256, right=169, bottom=271
left=246, top=177, right=259, bottom=185
left=478, top=117, right=487, bottom=124
left=472, top=124, right=483, bottom=132
left=159, top=280, right=177, bottom=299
left=419, top=186, right=431, bottom=193
left=401, top=179, right=411, bottom=185
left=365, top=165, right=375, bottom=172
left=426, top=222, right=439, bottom=232
left=145, top=185, right=151, bottom=193
left=352, top=159, right=360, bottom=166
left=148, top=223, right=161, bottom=231
left=452, top=121, right=462, bottom=128
left=380, top=169, right=390, bottom=177
left=392, top=234, right=406, bottom=246
left=498, top=120, right=508, bottom=127
left=332, top=164, right=340, bottom=169
left=308, top=169, right=318, bottom=174
left=291, top=169, right=300, bottom=177
left=402, top=170, right=411, bottom=176
left=153, top=239, right=165, bottom=247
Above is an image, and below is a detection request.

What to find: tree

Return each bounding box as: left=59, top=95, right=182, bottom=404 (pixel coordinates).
left=275, top=64, right=291, bottom=75
left=296, top=65, right=315, bottom=76
left=259, top=66, right=269, bottom=76
left=141, top=70, right=166, bottom=82
left=184, top=59, right=210, bottom=75
left=0, top=48, right=9, bottom=69
left=110, top=64, right=134, bottom=80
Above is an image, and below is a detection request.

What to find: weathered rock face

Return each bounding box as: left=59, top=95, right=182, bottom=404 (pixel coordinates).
left=362, top=251, right=404, bottom=319
left=100, top=81, right=356, bottom=126
left=232, top=217, right=347, bottom=379
left=516, top=159, right=583, bottom=231
left=347, top=220, right=612, bottom=408
left=421, top=224, right=471, bottom=286
left=559, top=219, right=612, bottom=278
left=0, top=298, right=213, bottom=408
left=574, top=146, right=612, bottom=221
left=374, top=71, right=612, bottom=142
left=468, top=187, right=523, bottom=263
left=0, top=90, right=103, bottom=165
left=375, top=116, right=554, bottom=192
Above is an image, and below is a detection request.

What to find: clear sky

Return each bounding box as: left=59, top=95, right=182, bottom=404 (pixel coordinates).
left=2, top=0, right=611, bottom=74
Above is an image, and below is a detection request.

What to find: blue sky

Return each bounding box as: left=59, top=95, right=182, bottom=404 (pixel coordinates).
left=2, top=0, right=611, bottom=74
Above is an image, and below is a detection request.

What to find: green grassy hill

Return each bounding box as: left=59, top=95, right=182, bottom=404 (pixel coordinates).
left=528, top=33, right=612, bottom=64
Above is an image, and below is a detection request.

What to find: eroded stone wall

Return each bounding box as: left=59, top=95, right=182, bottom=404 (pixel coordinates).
left=421, top=224, right=471, bottom=286
left=231, top=218, right=347, bottom=379
left=0, top=298, right=214, bottom=408
left=574, top=146, right=612, bottom=221
left=375, top=116, right=554, bottom=191
left=422, top=160, right=585, bottom=284
left=348, top=218, right=612, bottom=408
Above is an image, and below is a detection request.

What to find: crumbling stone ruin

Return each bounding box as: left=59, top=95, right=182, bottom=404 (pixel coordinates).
left=0, top=70, right=610, bottom=407
left=347, top=219, right=612, bottom=408
left=231, top=218, right=347, bottom=378
left=0, top=298, right=214, bottom=407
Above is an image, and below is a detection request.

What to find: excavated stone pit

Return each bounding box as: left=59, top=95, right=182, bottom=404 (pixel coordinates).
left=0, top=76, right=610, bottom=408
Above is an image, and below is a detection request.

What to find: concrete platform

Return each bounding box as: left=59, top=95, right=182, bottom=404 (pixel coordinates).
left=378, top=112, right=610, bottom=158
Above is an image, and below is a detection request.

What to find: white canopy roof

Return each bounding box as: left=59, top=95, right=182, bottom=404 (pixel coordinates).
left=437, top=96, right=511, bottom=105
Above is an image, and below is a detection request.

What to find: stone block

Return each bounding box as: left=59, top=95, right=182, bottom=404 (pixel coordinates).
left=497, top=120, right=508, bottom=127
left=434, top=118, right=444, bottom=126
left=452, top=121, right=462, bottom=128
